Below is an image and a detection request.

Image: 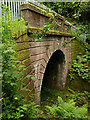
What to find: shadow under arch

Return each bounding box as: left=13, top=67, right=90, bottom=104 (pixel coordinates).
left=41, top=50, right=66, bottom=98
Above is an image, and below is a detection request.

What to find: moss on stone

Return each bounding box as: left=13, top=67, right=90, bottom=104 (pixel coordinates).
left=46, top=30, right=72, bottom=36
left=11, top=23, right=27, bottom=39
left=27, top=26, right=72, bottom=37
left=20, top=3, right=54, bottom=18
left=71, top=39, right=85, bottom=62
left=66, top=72, right=89, bottom=92
left=65, top=21, right=72, bottom=26
left=17, top=49, right=30, bottom=61
left=12, top=22, right=72, bottom=39
left=17, top=29, right=27, bottom=38
left=27, top=26, right=42, bottom=31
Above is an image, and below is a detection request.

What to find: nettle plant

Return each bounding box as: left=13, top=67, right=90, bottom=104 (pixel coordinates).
left=1, top=6, right=45, bottom=120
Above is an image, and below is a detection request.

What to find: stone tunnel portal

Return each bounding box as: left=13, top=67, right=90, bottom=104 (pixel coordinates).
left=41, top=50, right=66, bottom=94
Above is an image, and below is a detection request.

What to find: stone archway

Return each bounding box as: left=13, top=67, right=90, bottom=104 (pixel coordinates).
left=41, top=50, right=66, bottom=99
left=19, top=2, right=72, bottom=104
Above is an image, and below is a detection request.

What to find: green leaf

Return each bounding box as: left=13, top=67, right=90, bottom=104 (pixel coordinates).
left=18, top=65, right=25, bottom=70
left=26, top=75, right=32, bottom=78
left=31, top=77, right=38, bottom=80
left=10, top=83, right=17, bottom=86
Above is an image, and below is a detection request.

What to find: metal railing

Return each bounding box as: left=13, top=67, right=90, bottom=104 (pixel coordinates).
left=71, top=26, right=86, bottom=42
left=1, top=0, right=50, bottom=20
left=65, top=20, right=86, bottom=42
left=1, top=0, right=28, bottom=20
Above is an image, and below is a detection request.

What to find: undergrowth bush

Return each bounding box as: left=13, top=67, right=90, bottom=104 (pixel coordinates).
left=46, top=96, right=87, bottom=119
left=1, top=7, right=44, bottom=119
left=69, top=45, right=90, bottom=83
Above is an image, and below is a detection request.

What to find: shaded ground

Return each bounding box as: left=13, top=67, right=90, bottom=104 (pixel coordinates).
left=40, top=87, right=90, bottom=117
left=41, top=87, right=69, bottom=107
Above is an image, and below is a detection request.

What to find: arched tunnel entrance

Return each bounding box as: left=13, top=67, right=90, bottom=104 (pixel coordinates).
left=41, top=50, right=66, bottom=105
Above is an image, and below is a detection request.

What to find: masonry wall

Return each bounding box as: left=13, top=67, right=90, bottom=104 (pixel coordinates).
left=15, top=3, right=73, bottom=104
left=16, top=32, right=72, bottom=103
left=71, top=39, right=85, bottom=61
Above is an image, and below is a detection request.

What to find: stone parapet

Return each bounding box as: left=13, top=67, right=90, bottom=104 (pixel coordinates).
left=20, top=3, right=72, bottom=29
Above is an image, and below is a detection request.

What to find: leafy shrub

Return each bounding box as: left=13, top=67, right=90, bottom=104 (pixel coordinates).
left=69, top=47, right=90, bottom=83
left=1, top=7, right=44, bottom=120
left=46, top=96, right=87, bottom=119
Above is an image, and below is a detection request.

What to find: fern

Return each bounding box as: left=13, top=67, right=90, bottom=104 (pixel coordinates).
left=46, top=96, right=87, bottom=119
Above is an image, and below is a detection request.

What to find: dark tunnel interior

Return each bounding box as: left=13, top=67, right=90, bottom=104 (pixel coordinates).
left=41, top=50, right=65, bottom=93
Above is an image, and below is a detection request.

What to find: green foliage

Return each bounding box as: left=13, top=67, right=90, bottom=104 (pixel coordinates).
left=8, top=19, right=27, bottom=37
left=26, top=74, right=38, bottom=80
left=69, top=46, right=90, bottom=82
left=84, top=91, right=90, bottom=99
left=43, top=2, right=90, bottom=43
left=43, top=2, right=90, bottom=22
left=77, top=22, right=90, bottom=43
left=71, top=21, right=90, bottom=43
left=62, top=38, right=71, bottom=48
left=2, top=18, right=21, bottom=119
left=1, top=7, right=44, bottom=120
left=68, top=88, right=86, bottom=102
left=46, top=96, right=87, bottom=119
left=2, top=99, right=44, bottom=119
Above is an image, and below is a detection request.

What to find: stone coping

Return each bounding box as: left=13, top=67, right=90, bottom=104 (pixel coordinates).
left=27, top=27, right=72, bottom=37
left=14, top=26, right=72, bottom=39
left=20, top=3, right=54, bottom=18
